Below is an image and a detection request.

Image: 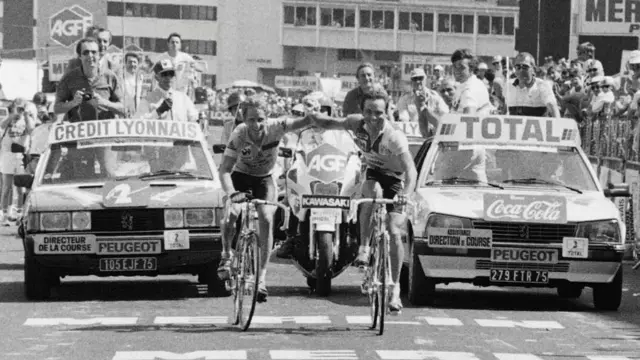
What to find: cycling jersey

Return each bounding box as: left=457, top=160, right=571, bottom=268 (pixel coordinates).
left=224, top=118, right=288, bottom=177
left=349, top=118, right=410, bottom=179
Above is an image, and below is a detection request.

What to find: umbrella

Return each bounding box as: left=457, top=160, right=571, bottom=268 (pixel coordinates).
left=217, top=80, right=275, bottom=93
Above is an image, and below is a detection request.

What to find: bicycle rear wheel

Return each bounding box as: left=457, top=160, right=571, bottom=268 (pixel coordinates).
left=368, top=240, right=379, bottom=330
left=376, top=233, right=388, bottom=336
left=233, top=232, right=260, bottom=331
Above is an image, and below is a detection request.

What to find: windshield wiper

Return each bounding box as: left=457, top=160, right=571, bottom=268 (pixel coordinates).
left=502, top=177, right=582, bottom=194
left=426, top=177, right=504, bottom=189
left=137, top=170, right=212, bottom=180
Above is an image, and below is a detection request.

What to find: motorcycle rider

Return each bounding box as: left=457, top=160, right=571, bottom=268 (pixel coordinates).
left=307, top=89, right=417, bottom=313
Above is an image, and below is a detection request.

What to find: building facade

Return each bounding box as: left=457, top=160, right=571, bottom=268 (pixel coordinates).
left=2, top=0, right=36, bottom=59
left=218, top=0, right=519, bottom=88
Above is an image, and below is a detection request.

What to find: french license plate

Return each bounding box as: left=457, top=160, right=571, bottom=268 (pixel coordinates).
left=489, top=269, right=549, bottom=284
left=99, top=257, right=157, bottom=272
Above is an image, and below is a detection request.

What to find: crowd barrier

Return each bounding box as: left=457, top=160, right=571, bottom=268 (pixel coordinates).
left=582, top=114, right=639, bottom=259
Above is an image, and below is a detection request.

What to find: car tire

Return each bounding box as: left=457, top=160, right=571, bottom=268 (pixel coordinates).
left=199, top=262, right=231, bottom=297
left=557, top=284, right=583, bottom=299
left=24, top=256, right=51, bottom=300
left=592, top=267, right=623, bottom=311
left=408, top=243, right=435, bottom=306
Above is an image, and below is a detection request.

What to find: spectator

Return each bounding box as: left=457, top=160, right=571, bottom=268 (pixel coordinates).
left=450, top=48, right=492, bottom=114
left=476, top=62, right=489, bottom=87
left=156, top=33, right=204, bottom=94
left=343, top=62, right=376, bottom=115
left=66, top=27, right=116, bottom=74
left=397, top=68, right=448, bottom=138
left=431, top=65, right=445, bottom=90
left=0, top=99, right=35, bottom=225
left=54, top=37, right=124, bottom=122
left=121, top=52, right=144, bottom=117
left=136, top=60, right=198, bottom=122
left=505, top=52, right=559, bottom=117
left=576, top=42, right=603, bottom=75
left=438, top=78, right=457, bottom=109
left=27, top=97, right=57, bottom=174
left=590, top=76, right=615, bottom=115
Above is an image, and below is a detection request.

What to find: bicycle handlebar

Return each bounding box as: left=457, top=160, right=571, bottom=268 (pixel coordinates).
left=347, top=197, right=416, bottom=222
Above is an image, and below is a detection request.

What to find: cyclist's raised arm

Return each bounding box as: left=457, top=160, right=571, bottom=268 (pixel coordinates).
left=282, top=114, right=313, bottom=133
left=310, top=113, right=363, bottom=131
left=219, top=129, right=241, bottom=195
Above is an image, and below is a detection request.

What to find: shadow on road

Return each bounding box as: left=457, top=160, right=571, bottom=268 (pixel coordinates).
left=0, top=263, right=23, bottom=270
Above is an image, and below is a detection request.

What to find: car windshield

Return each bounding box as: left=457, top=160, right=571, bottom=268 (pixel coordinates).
left=40, top=138, right=215, bottom=185
left=423, top=143, right=598, bottom=192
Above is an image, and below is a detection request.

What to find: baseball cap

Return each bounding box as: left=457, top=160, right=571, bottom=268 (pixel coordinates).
left=492, top=55, right=503, bottom=63
left=410, top=68, right=426, bottom=78
left=292, top=104, right=305, bottom=114
left=434, top=65, right=444, bottom=72
left=600, top=76, right=615, bottom=87
left=152, top=59, right=175, bottom=75
left=590, top=75, right=604, bottom=85
left=478, top=62, right=488, bottom=70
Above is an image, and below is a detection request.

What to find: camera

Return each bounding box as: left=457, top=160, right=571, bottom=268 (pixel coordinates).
left=82, top=91, right=94, bottom=102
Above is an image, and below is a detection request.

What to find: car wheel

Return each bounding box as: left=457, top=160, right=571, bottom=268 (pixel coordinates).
left=407, top=243, right=435, bottom=306
left=24, top=256, right=51, bottom=300
left=557, top=284, right=583, bottom=299
left=199, top=262, right=231, bottom=297
left=592, top=267, right=623, bottom=311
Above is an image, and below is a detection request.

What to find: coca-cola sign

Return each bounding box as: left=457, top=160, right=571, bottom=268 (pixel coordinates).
left=483, top=194, right=567, bottom=224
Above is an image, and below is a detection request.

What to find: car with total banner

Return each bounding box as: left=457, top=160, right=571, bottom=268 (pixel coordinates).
left=16, top=118, right=227, bottom=300
left=405, top=114, right=630, bottom=311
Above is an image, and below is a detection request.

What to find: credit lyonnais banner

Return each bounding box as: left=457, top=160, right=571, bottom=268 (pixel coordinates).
left=579, top=0, right=640, bottom=35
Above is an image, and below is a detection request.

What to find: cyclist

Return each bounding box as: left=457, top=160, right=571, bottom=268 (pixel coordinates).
left=308, top=89, right=417, bottom=314
left=217, top=97, right=313, bottom=303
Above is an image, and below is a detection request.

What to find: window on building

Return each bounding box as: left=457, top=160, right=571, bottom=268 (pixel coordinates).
left=333, top=8, right=344, bottom=27
left=307, top=7, right=316, bottom=25
left=155, top=39, right=168, bottom=53
left=142, top=4, right=154, bottom=17
left=492, top=16, right=503, bottom=35
left=374, top=51, right=400, bottom=62
left=284, top=5, right=295, bottom=24
left=478, top=15, right=490, bottom=34
left=423, top=13, right=434, bottom=31
left=295, top=6, right=307, bottom=26
left=125, top=36, right=140, bottom=47
left=338, top=49, right=361, bottom=60
left=384, top=10, right=394, bottom=29
left=438, top=14, right=450, bottom=32
left=504, top=17, right=514, bottom=35
left=450, top=14, right=462, bottom=33
left=107, top=2, right=124, bottom=16
left=202, top=74, right=216, bottom=89
left=360, top=10, right=371, bottom=28
left=345, top=9, right=355, bottom=27
left=411, top=12, right=422, bottom=31
left=207, top=6, right=217, bottom=21
left=157, top=4, right=180, bottom=19
left=124, top=3, right=134, bottom=16
left=463, top=15, right=474, bottom=33
left=140, top=37, right=155, bottom=52
left=111, top=35, right=123, bottom=48
left=372, top=10, right=383, bottom=29
left=321, top=8, right=332, bottom=26
left=399, top=12, right=410, bottom=30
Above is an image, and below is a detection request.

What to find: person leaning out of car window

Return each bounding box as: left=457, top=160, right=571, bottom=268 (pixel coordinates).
left=0, top=99, right=36, bottom=226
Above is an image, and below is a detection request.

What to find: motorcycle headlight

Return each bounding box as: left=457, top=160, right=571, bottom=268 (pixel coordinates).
left=71, top=211, right=91, bottom=231
left=164, top=209, right=184, bottom=228
left=425, top=214, right=473, bottom=233
left=40, top=212, right=71, bottom=231
left=185, top=209, right=215, bottom=227
left=576, top=219, right=621, bottom=243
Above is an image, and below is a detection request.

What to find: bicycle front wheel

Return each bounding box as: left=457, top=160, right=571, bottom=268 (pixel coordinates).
left=376, top=233, right=389, bottom=336
left=233, top=232, right=260, bottom=331
left=368, top=241, right=379, bottom=330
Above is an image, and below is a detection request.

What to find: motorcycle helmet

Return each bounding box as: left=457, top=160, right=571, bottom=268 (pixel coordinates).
left=303, top=92, right=334, bottom=116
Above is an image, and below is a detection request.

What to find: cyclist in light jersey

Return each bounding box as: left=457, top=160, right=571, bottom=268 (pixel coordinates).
left=218, top=98, right=312, bottom=303
left=309, top=89, right=417, bottom=313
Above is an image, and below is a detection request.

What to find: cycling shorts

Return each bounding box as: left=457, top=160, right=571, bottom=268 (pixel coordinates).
left=231, top=171, right=276, bottom=202
left=365, top=168, right=405, bottom=214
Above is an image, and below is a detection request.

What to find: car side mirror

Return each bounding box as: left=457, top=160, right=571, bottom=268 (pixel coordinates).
left=212, top=144, right=226, bottom=154
left=279, top=147, right=293, bottom=158
left=14, top=174, right=34, bottom=189
left=11, top=143, right=26, bottom=154
left=604, top=183, right=631, bottom=198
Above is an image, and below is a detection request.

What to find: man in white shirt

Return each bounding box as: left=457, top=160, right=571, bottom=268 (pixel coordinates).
left=156, top=33, right=204, bottom=94
left=505, top=52, right=559, bottom=117
left=136, top=60, right=198, bottom=122
left=397, top=68, right=448, bottom=138
left=450, top=48, right=492, bottom=114
left=122, top=52, right=144, bottom=117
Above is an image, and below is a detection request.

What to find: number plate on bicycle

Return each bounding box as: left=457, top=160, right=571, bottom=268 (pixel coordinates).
left=310, top=208, right=341, bottom=225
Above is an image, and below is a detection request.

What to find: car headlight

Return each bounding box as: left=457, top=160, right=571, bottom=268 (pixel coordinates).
left=425, top=214, right=473, bottom=233
left=72, top=211, right=91, bottom=231
left=185, top=209, right=215, bottom=227
left=576, top=219, right=621, bottom=243
left=40, top=212, right=71, bottom=231
left=164, top=209, right=184, bottom=228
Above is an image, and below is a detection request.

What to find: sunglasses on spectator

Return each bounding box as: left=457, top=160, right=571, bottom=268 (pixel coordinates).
left=440, top=87, right=455, bottom=93
left=412, top=77, right=424, bottom=82
left=160, top=71, right=176, bottom=78
left=492, top=62, right=500, bottom=65
left=514, top=64, right=531, bottom=70
left=82, top=50, right=98, bottom=56
left=587, top=68, right=598, bottom=72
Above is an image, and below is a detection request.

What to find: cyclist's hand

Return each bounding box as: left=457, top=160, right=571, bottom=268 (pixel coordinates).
left=229, top=191, right=250, bottom=203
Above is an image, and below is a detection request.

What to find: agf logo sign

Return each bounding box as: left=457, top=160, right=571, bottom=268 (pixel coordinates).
left=306, top=144, right=348, bottom=184
left=50, top=5, right=93, bottom=48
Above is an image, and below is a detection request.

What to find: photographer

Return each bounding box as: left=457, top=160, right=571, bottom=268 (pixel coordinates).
left=397, top=68, right=448, bottom=138
left=54, top=37, right=124, bottom=122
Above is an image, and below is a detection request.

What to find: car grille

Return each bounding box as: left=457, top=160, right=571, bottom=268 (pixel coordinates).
left=476, top=260, right=570, bottom=272
left=473, top=221, right=576, bottom=243
left=92, top=209, right=165, bottom=232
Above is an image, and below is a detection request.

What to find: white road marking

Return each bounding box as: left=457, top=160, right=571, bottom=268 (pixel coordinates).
left=486, top=339, right=519, bottom=350
left=421, top=317, right=463, bottom=326
left=345, top=316, right=371, bottom=324
left=376, top=350, right=480, bottom=360
left=494, top=353, right=543, bottom=360
left=24, top=318, right=138, bottom=326
left=112, top=351, right=247, bottom=360
left=252, top=316, right=331, bottom=324
left=586, top=356, right=634, bottom=360
left=153, top=317, right=228, bottom=325
left=475, top=319, right=564, bottom=329
left=270, top=350, right=358, bottom=360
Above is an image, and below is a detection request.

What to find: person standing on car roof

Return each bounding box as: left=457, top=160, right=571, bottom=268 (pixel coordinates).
left=136, top=60, right=198, bottom=122
left=505, top=52, right=560, bottom=117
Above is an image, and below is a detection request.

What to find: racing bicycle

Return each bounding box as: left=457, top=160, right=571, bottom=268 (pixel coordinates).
left=224, top=194, right=289, bottom=331
left=347, top=197, right=414, bottom=336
